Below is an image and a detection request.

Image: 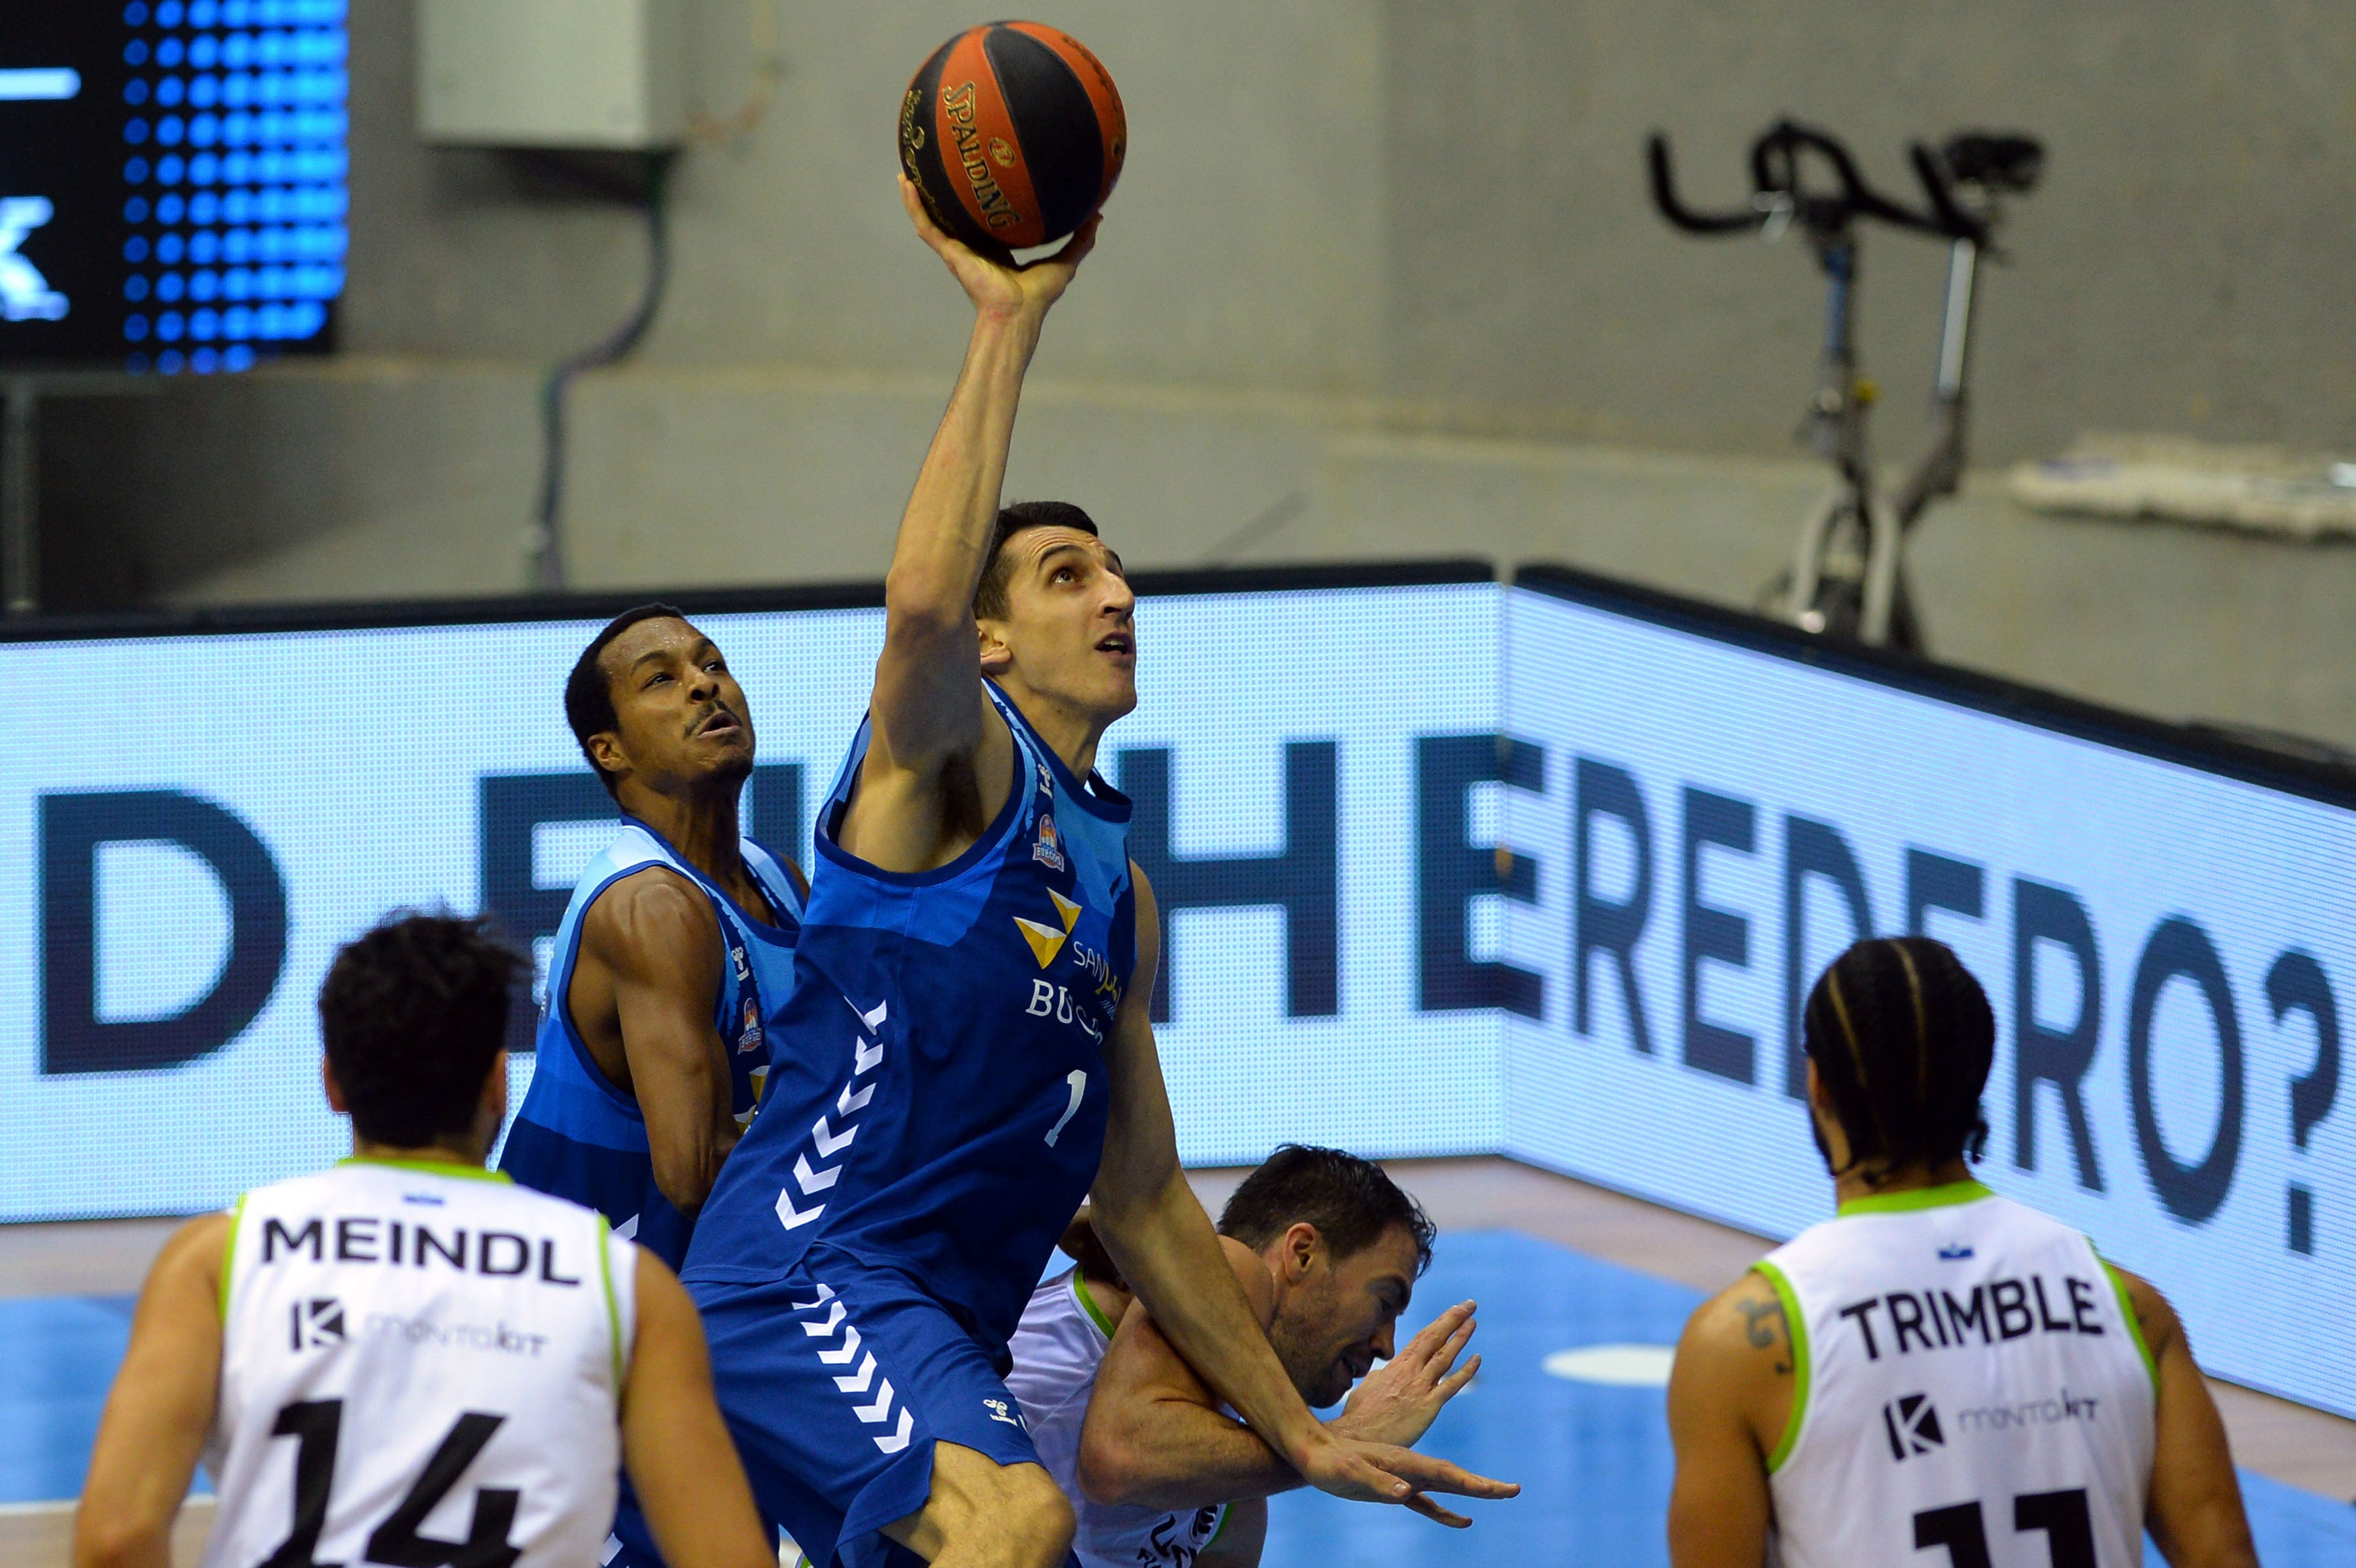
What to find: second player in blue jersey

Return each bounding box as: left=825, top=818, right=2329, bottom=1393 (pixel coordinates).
left=675, top=177, right=1512, bottom=1568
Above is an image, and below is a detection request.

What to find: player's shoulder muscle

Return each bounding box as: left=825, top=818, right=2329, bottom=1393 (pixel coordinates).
left=154, top=1209, right=236, bottom=1317
left=1671, top=1269, right=1794, bottom=1448
left=583, top=868, right=722, bottom=986
left=2107, top=1262, right=2183, bottom=1363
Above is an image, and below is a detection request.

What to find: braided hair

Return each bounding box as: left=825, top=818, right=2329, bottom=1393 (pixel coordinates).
left=1802, top=936, right=1995, bottom=1183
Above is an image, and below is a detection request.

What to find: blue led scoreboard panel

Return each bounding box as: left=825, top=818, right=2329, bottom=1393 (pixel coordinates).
left=0, top=569, right=2347, bottom=1418
left=0, top=1, right=346, bottom=372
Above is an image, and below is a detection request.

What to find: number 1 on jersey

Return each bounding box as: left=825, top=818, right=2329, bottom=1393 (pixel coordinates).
left=1045, top=1071, right=1086, bottom=1147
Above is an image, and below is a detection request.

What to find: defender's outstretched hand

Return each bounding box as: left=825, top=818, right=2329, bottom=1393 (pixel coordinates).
left=1334, top=1300, right=1482, bottom=1450
left=900, top=174, right=1098, bottom=319
left=1296, top=1431, right=1519, bottom=1531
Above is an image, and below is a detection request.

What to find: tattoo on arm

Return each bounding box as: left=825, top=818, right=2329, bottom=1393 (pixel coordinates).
left=1738, top=1293, right=1793, bottom=1376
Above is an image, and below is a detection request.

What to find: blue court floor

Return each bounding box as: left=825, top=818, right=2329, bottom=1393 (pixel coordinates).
left=11, top=1231, right=2352, bottom=1565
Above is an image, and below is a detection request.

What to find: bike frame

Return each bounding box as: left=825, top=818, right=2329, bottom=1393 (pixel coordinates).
left=1648, top=122, right=2037, bottom=652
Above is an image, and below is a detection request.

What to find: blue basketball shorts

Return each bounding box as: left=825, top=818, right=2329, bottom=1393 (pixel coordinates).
left=660, top=1260, right=1047, bottom=1568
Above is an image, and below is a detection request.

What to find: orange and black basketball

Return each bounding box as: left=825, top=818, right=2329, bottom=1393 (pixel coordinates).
left=899, top=22, right=1127, bottom=257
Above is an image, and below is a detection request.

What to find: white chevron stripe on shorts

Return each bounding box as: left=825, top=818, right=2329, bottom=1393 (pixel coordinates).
left=791, top=1281, right=917, bottom=1454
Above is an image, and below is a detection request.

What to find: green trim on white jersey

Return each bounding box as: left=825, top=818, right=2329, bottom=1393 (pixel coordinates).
left=598, top=1214, right=626, bottom=1387
left=1751, top=1259, right=1811, bottom=1474
left=1834, top=1179, right=1993, bottom=1219
left=1071, top=1270, right=1118, bottom=1339
left=219, top=1191, right=249, bottom=1319
left=336, top=1155, right=512, bottom=1183
left=2103, top=1260, right=2159, bottom=1392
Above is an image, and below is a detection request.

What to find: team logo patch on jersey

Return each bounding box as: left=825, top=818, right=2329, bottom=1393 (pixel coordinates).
left=1013, top=889, right=1084, bottom=967
left=290, top=1296, right=347, bottom=1351
left=738, top=995, right=764, bottom=1054
left=1881, top=1392, right=1945, bottom=1460
left=1031, top=811, right=1067, bottom=872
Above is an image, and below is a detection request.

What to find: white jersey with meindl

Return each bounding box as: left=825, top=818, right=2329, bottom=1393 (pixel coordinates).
left=202, top=1159, right=637, bottom=1568
left=1758, top=1182, right=2156, bottom=1568
left=1005, top=1269, right=1228, bottom=1568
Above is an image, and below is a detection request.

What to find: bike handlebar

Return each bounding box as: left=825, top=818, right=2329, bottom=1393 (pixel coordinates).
left=1649, top=118, right=1999, bottom=246
left=1647, top=134, right=1760, bottom=234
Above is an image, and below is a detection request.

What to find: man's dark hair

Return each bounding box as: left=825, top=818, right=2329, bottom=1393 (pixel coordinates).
left=565, top=602, right=690, bottom=798
left=1803, top=936, right=1995, bottom=1183
left=1218, top=1145, right=1437, bottom=1276
left=318, top=914, right=526, bottom=1149
left=974, top=501, right=1099, bottom=620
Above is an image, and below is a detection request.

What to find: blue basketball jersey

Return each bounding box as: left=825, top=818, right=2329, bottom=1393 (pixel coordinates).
left=500, top=816, right=805, bottom=1272
left=681, top=682, right=1137, bottom=1360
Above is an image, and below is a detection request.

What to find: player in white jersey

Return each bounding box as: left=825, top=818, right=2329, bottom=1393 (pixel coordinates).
left=1005, top=1148, right=1485, bottom=1568
left=1667, top=936, right=2258, bottom=1568
left=73, top=915, right=776, bottom=1568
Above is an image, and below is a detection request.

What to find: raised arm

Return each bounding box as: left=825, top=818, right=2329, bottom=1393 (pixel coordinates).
left=838, top=180, right=1096, bottom=874
left=2124, top=1268, right=2259, bottom=1568
left=1088, top=865, right=1518, bottom=1522
left=75, top=1213, right=229, bottom=1568
left=579, top=873, right=736, bottom=1214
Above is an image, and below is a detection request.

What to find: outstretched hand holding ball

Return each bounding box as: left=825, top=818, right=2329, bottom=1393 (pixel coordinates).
left=899, top=21, right=1126, bottom=258
left=899, top=173, right=1096, bottom=321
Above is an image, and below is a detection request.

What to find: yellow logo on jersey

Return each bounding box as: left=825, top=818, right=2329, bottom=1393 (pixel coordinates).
left=1014, top=890, right=1084, bottom=968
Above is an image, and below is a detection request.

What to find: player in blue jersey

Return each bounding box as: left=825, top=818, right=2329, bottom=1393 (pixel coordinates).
left=501, top=605, right=808, bottom=1565
left=670, top=181, right=1515, bottom=1568
left=502, top=603, right=806, bottom=1265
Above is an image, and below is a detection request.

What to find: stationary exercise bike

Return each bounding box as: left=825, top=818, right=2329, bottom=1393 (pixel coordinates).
left=1649, top=120, right=2043, bottom=651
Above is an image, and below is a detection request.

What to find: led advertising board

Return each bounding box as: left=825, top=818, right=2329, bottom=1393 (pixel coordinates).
left=1497, top=570, right=2354, bottom=1419
left=0, top=568, right=2346, bottom=1416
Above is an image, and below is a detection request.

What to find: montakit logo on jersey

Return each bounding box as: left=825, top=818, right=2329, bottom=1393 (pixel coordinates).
left=1954, top=1387, right=2104, bottom=1434
left=1881, top=1392, right=1944, bottom=1461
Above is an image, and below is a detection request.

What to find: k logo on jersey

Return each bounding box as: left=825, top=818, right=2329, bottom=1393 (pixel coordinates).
left=1882, top=1392, right=1944, bottom=1461
left=290, top=1296, right=346, bottom=1351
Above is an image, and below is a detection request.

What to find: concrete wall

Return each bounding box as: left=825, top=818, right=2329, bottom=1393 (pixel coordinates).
left=34, top=0, right=2356, bottom=750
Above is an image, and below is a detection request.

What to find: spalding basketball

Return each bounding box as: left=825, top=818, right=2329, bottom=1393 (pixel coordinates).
left=899, top=22, right=1127, bottom=255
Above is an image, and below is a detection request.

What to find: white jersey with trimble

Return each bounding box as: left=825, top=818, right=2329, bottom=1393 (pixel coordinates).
left=1756, top=1181, right=2156, bottom=1568
left=202, top=1159, right=637, bottom=1568
left=1005, top=1269, right=1228, bottom=1568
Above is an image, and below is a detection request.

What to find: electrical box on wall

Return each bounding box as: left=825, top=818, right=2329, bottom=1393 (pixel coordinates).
left=417, top=0, right=687, bottom=149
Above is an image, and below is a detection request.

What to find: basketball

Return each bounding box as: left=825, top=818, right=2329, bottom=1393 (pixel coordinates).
left=899, top=22, right=1127, bottom=256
